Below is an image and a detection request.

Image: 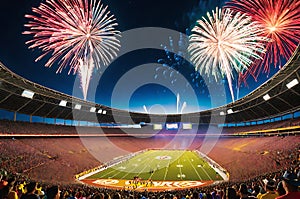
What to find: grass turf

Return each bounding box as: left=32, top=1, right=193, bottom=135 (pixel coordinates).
left=87, top=150, right=222, bottom=181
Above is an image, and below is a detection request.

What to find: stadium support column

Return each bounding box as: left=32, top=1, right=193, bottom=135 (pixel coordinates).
left=30, top=115, right=32, bottom=123
left=14, top=112, right=16, bottom=122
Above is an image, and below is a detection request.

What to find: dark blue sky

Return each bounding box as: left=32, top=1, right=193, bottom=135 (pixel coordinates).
left=0, top=0, right=281, bottom=114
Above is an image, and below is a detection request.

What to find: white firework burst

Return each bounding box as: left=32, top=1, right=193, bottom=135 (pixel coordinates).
left=188, top=8, right=268, bottom=101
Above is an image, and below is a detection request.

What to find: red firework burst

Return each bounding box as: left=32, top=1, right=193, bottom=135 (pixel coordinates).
left=226, top=0, right=300, bottom=80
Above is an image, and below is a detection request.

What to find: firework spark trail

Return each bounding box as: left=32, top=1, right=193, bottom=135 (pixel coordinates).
left=156, top=33, right=205, bottom=90
left=225, top=0, right=300, bottom=80
left=23, top=0, right=121, bottom=100
left=188, top=8, right=268, bottom=102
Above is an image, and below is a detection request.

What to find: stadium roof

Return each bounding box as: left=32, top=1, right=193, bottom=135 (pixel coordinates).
left=0, top=45, right=299, bottom=124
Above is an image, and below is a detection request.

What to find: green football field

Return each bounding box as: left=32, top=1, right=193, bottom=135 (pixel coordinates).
left=87, top=150, right=223, bottom=181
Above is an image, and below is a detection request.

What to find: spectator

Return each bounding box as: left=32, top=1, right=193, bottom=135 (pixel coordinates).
left=2, top=177, right=16, bottom=199
left=257, top=179, right=278, bottom=199
left=7, top=182, right=19, bottom=199
left=251, top=185, right=260, bottom=198
left=20, top=182, right=40, bottom=199
left=103, top=193, right=111, bottom=199
left=111, top=193, right=121, bottom=199
left=192, top=191, right=199, bottom=199
left=275, top=171, right=300, bottom=199
left=275, top=182, right=285, bottom=196
left=46, top=186, right=60, bottom=199
left=92, top=193, right=104, bottom=199
left=238, top=184, right=256, bottom=199
left=226, top=187, right=238, bottom=199
left=0, top=175, right=8, bottom=199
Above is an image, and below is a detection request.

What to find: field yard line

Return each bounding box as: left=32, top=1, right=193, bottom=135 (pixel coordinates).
left=120, top=150, right=156, bottom=179
left=98, top=167, right=121, bottom=179
left=186, top=155, right=202, bottom=180
left=119, top=157, right=151, bottom=179
left=178, top=160, right=183, bottom=180
left=199, top=162, right=212, bottom=180
left=111, top=163, right=132, bottom=179
left=137, top=152, right=157, bottom=178
left=163, top=159, right=171, bottom=181
left=105, top=169, right=117, bottom=178
left=176, top=157, right=184, bottom=180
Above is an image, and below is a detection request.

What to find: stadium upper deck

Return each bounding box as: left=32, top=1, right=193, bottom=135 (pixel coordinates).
left=0, top=45, right=299, bottom=124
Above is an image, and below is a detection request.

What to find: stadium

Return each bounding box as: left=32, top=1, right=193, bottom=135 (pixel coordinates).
left=0, top=0, right=300, bottom=199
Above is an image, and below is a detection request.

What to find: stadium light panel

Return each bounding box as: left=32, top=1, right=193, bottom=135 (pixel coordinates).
left=263, top=94, right=271, bottom=101
left=102, top=110, right=107, bottom=114
left=153, top=124, right=163, bottom=130
left=90, top=107, right=96, bottom=112
left=74, top=104, right=81, bottom=110
left=183, top=123, right=192, bottom=129
left=98, top=109, right=102, bottom=114
left=220, top=111, right=225, bottom=116
left=286, top=78, right=299, bottom=89
left=227, top=109, right=233, bottom=114
left=59, top=100, right=67, bottom=107
left=21, top=89, right=34, bottom=99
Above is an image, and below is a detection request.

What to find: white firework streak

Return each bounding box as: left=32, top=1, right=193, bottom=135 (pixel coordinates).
left=188, top=8, right=269, bottom=101
left=78, top=58, right=94, bottom=100
left=24, top=0, right=121, bottom=100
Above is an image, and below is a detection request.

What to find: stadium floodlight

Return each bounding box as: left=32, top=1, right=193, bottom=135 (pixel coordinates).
left=90, top=107, right=96, bottom=112
left=97, top=109, right=102, bottom=114
left=263, top=94, right=271, bottom=101
left=153, top=124, right=163, bottom=130
left=102, top=110, right=107, bottom=114
left=74, top=104, right=81, bottom=110
left=227, top=109, right=234, bottom=114
left=286, top=78, right=299, bottom=89
left=59, top=100, right=67, bottom=107
left=220, top=111, right=225, bottom=116
left=183, top=123, right=192, bottom=129
left=21, top=89, right=35, bottom=99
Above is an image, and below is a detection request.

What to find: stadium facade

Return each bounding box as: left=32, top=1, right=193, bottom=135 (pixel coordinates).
left=0, top=45, right=299, bottom=126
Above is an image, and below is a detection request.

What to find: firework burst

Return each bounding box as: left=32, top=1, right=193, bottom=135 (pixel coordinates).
left=155, top=33, right=207, bottom=91
left=23, top=0, right=121, bottom=99
left=188, top=8, right=268, bottom=102
left=226, top=0, right=300, bottom=80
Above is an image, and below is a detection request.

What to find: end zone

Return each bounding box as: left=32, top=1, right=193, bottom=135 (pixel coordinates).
left=81, top=179, right=215, bottom=191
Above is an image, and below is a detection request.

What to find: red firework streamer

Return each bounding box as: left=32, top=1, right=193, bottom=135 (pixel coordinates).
left=226, top=0, right=300, bottom=81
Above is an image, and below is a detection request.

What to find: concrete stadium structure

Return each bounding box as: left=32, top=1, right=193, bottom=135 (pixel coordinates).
left=0, top=45, right=299, bottom=125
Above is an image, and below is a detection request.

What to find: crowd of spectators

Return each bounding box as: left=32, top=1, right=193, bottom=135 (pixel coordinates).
left=0, top=134, right=299, bottom=183
left=0, top=137, right=299, bottom=199
left=0, top=155, right=299, bottom=199
left=0, top=120, right=300, bottom=198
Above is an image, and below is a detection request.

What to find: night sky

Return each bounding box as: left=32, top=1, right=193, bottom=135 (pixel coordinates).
left=0, top=0, right=282, bottom=114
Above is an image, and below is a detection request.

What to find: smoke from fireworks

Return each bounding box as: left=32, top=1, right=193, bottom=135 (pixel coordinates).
left=188, top=8, right=268, bottom=102
left=226, top=0, right=300, bottom=80
left=23, top=0, right=121, bottom=100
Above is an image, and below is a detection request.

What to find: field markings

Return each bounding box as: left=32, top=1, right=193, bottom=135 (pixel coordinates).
left=101, top=151, right=151, bottom=179
left=88, top=150, right=218, bottom=182
left=96, top=167, right=119, bottom=179
left=136, top=151, right=158, bottom=179
left=163, top=159, right=171, bottom=181
left=196, top=156, right=213, bottom=180
left=186, top=153, right=202, bottom=180
left=178, top=158, right=183, bottom=180
left=119, top=151, right=156, bottom=179
left=111, top=164, right=131, bottom=179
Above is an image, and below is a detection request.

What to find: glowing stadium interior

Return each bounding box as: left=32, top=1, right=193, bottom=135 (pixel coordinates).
left=0, top=46, right=299, bottom=125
